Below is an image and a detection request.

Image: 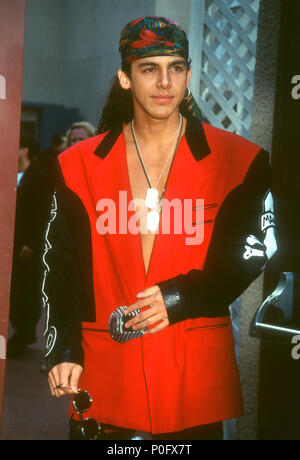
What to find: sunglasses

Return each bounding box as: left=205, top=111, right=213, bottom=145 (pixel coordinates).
left=72, top=390, right=102, bottom=440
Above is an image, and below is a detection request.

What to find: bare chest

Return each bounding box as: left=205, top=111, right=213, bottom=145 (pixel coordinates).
left=126, top=142, right=173, bottom=274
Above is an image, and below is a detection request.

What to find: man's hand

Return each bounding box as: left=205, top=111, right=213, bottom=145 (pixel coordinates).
left=48, top=362, right=83, bottom=398
left=124, top=285, right=169, bottom=334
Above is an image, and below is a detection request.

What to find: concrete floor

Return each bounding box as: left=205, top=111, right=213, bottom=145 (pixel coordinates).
left=0, top=314, right=71, bottom=440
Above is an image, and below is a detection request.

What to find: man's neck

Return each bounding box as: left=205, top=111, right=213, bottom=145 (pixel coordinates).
left=131, top=110, right=184, bottom=150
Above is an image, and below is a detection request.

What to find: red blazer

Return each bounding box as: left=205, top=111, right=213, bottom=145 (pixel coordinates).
left=43, top=118, right=276, bottom=433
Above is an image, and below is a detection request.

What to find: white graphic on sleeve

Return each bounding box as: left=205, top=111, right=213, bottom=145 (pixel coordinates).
left=243, top=190, right=277, bottom=261
left=261, top=190, right=277, bottom=259
left=243, top=235, right=265, bottom=259
left=45, top=326, right=57, bottom=358
left=42, top=192, right=58, bottom=357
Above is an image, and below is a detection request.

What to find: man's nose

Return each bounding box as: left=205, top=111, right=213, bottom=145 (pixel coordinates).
left=157, top=69, right=171, bottom=89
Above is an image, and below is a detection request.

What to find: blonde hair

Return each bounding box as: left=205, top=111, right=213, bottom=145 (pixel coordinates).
left=66, top=121, right=96, bottom=147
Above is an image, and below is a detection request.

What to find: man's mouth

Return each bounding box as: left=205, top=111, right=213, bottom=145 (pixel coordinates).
left=152, top=95, right=174, bottom=103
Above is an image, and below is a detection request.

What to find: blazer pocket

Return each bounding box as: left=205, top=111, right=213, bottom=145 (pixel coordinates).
left=191, top=202, right=217, bottom=226
left=186, top=322, right=228, bottom=332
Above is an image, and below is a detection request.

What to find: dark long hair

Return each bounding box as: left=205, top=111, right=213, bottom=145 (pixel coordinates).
left=97, top=75, right=134, bottom=133
left=97, top=66, right=195, bottom=134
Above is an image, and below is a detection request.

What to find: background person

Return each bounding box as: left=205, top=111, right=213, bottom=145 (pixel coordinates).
left=8, top=131, right=50, bottom=357
left=65, top=121, right=96, bottom=148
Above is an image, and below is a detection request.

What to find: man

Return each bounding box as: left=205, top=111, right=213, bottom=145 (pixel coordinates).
left=44, top=17, right=277, bottom=440
left=8, top=132, right=49, bottom=357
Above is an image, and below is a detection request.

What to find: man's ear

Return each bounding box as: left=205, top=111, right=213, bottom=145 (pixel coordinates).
left=187, top=68, right=191, bottom=88
left=118, top=68, right=131, bottom=90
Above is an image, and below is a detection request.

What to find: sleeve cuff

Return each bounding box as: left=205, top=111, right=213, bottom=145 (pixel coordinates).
left=157, top=278, right=188, bottom=326
left=45, top=348, right=84, bottom=372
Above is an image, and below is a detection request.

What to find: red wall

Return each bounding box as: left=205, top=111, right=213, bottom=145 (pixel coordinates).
left=0, top=0, right=25, bottom=430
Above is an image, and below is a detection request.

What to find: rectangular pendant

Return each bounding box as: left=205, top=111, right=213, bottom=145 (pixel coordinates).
left=147, top=210, right=160, bottom=232
left=145, top=188, right=159, bottom=209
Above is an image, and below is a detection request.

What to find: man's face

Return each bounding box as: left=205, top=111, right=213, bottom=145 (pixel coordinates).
left=18, top=146, right=29, bottom=162
left=119, top=55, right=191, bottom=120
left=69, top=127, right=90, bottom=146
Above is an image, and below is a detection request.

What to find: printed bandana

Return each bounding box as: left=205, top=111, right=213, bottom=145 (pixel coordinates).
left=119, top=16, right=189, bottom=65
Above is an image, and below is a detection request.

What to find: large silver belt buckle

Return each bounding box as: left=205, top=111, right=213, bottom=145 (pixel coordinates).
left=108, top=306, right=146, bottom=343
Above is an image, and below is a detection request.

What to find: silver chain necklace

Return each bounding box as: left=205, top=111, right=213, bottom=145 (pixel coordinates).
left=131, top=113, right=183, bottom=232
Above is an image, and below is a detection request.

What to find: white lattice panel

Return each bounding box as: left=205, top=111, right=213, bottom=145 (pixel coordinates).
left=196, top=0, right=260, bottom=138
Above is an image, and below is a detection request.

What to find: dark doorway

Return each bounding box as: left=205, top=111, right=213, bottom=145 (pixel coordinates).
left=258, top=0, right=300, bottom=440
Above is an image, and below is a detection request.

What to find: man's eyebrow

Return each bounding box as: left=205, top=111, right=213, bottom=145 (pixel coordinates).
left=169, top=60, right=187, bottom=67
left=138, top=59, right=187, bottom=68
left=138, top=61, right=157, bottom=67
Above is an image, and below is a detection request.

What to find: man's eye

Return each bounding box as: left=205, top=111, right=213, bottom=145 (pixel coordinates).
left=172, top=66, right=183, bottom=72
left=144, top=67, right=155, bottom=73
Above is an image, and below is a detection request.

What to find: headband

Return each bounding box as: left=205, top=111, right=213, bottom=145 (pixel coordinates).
left=119, top=16, right=189, bottom=65
left=119, top=16, right=203, bottom=122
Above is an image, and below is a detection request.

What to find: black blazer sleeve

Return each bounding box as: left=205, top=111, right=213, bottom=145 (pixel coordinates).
left=158, top=149, right=278, bottom=325
left=42, top=163, right=96, bottom=372
left=43, top=190, right=83, bottom=371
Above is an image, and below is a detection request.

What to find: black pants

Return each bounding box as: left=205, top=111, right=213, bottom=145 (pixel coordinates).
left=69, top=419, right=223, bottom=441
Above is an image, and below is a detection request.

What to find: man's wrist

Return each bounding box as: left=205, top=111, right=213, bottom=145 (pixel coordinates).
left=46, top=348, right=84, bottom=373
left=157, top=278, right=187, bottom=326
